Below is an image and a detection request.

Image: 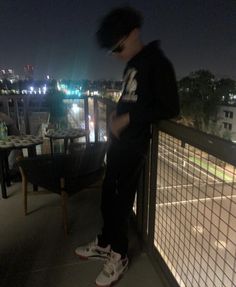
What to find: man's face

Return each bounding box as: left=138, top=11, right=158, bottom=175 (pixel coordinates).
left=109, top=33, right=134, bottom=61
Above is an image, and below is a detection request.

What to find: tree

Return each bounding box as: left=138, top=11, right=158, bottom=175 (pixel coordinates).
left=179, top=70, right=221, bottom=132
left=46, top=90, right=66, bottom=127
left=215, top=78, right=236, bottom=104
left=2, top=79, right=12, bottom=91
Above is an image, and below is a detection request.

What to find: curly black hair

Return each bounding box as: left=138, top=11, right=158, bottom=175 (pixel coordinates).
left=96, top=6, right=143, bottom=49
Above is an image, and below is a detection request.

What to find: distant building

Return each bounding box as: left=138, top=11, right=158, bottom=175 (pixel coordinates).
left=0, top=69, right=19, bottom=83
left=103, top=88, right=122, bottom=102
left=24, top=64, right=34, bottom=80
left=218, top=104, right=236, bottom=142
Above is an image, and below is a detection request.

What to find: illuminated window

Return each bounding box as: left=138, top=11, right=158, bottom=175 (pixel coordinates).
left=223, top=122, right=232, bottom=130
left=224, top=110, right=233, bottom=118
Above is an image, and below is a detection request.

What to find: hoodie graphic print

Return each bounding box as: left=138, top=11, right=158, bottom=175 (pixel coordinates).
left=121, top=68, right=138, bottom=103
left=114, top=41, right=179, bottom=151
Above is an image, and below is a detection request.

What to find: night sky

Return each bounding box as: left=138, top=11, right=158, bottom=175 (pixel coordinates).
left=0, top=0, right=235, bottom=80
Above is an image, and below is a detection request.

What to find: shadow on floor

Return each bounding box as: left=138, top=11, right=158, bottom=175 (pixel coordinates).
left=0, top=183, right=165, bottom=287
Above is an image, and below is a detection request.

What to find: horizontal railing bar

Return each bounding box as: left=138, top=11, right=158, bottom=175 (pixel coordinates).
left=157, top=120, right=236, bottom=166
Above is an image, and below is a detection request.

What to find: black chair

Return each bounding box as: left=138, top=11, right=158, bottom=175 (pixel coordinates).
left=18, top=142, right=107, bottom=235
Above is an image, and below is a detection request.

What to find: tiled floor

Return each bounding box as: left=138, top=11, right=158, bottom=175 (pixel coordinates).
left=0, top=182, right=165, bottom=287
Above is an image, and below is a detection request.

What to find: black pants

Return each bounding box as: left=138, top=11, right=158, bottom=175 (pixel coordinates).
left=98, top=143, right=147, bottom=257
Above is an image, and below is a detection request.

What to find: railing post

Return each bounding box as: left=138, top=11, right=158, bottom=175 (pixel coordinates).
left=13, top=98, right=20, bottom=130
left=137, top=142, right=151, bottom=242
left=106, top=101, right=110, bottom=140
left=2, top=98, right=10, bottom=116
left=23, top=95, right=30, bottom=134
left=84, top=97, right=90, bottom=143
left=105, top=99, right=115, bottom=140
left=147, top=126, right=159, bottom=253
left=94, top=97, right=99, bottom=142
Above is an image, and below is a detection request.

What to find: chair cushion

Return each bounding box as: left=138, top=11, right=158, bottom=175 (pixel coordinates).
left=18, top=142, right=108, bottom=194
left=18, top=154, right=67, bottom=192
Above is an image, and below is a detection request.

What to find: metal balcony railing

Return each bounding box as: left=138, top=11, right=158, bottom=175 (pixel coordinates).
left=0, top=94, right=115, bottom=143
left=136, top=121, right=236, bottom=287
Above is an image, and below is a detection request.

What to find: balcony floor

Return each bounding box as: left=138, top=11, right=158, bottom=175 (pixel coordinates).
left=0, top=182, right=165, bottom=287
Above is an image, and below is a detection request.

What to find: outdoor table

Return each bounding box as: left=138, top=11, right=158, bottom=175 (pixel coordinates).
left=0, top=135, right=43, bottom=199
left=45, top=128, right=89, bottom=155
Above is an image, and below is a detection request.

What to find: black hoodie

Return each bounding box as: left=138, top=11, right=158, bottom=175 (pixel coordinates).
left=114, top=41, right=179, bottom=151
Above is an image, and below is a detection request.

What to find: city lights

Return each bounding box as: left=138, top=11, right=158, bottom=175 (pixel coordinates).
left=57, top=82, right=81, bottom=96
left=71, top=103, right=80, bottom=113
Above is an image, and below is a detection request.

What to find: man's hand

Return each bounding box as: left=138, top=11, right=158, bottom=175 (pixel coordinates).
left=109, top=112, right=130, bottom=139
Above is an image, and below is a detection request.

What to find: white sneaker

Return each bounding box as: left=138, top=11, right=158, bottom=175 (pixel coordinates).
left=95, top=250, right=129, bottom=287
left=75, top=238, right=111, bottom=260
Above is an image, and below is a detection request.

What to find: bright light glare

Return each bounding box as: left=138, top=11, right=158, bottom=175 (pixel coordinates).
left=214, top=240, right=227, bottom=249
left=192, top=225, right=203, bottom=234
left=71, top=104, right=80, bottom=113
left=43, top=85, right=47, bottom=94
left=57, top=82, right=61, bottom=91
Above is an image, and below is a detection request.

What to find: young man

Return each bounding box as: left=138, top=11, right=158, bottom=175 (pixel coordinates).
left=75, top=6, right=179, bottom=287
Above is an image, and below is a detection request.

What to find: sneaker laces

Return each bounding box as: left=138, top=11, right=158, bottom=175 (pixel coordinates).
left=103, top=260, right=116, bottom=277
left=103, top=252, right=120, bottom=276
left=85, top=239, right=97, bottom=251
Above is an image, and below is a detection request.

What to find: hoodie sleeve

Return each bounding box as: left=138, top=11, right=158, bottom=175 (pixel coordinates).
left=129, top=57, right=180, bottom=124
